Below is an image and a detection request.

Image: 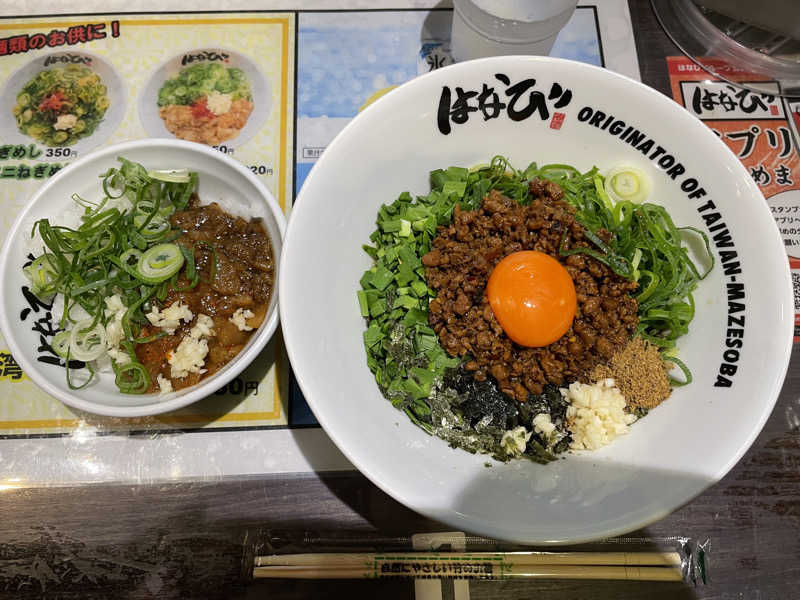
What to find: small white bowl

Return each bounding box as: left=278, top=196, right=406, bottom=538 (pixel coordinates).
left=280, top=56, right=792, bottom=543
left=0, top=139, right=285, bottom=417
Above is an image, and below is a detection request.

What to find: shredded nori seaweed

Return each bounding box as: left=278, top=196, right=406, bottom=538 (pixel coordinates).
left=520, top=384, right=568, bottom=422
left=442, top=366, right=519, bottom=429
left=428, top=367, right=565, bottom=464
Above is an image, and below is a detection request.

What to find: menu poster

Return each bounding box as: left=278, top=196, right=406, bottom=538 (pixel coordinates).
left=667, top=56, right=800, bottom=342
left=0, top=14, right=295, bottom=436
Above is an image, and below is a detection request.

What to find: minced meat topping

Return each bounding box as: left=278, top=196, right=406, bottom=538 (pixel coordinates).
left=135, top=197, right=274, bottom=393
left=423, top=179, right=639, bottom=402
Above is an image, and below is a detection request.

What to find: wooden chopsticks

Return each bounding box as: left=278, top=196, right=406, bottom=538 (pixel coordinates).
left=253, top=551, right=684, bottom=581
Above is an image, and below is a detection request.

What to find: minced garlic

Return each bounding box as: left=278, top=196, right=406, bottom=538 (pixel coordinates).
left=104, top=294, right=129, bottom=364
left=564, top=379, right=637, bottom=451
left=532, top=413, right=556, bottom=437
left=191, top=314, right=215, bottom=338
left=146, top=301, right=193, bottom=334
left=157, top=374, right=174, bottom=394
left=167, top=313, right=216, bottom=379
left=229, top=308, right=255, bottom=331
left=500, top=426, right=532, bottom=457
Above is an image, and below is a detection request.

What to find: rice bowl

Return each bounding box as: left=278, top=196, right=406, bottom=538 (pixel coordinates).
left=0, top=139, right=285, bottom=417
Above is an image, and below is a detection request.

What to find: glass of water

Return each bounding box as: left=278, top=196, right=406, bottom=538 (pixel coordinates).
left=451, top=0, right=578, bottom=62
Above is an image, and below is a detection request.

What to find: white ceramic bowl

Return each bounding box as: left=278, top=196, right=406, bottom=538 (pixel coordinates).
left=280, top=57, right=793, bottom=544
left=0, top=139, right=285, bottom=417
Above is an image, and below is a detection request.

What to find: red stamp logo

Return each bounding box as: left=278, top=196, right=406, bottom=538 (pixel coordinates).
left=550, top=112, right=566, bottom=130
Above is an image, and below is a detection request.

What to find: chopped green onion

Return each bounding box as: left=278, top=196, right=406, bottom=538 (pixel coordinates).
left=121, top=288, right=156, bottom=342
left=51, top=331, right=71, bottom=358
left=178, top=244, right=196, bottom=281
left=137, top=243, right=184, bottom=284
left=170, top=272, right=199, bottom=292
left=114, top=361, right=150, bottom=394
left=357, top=290, right=369, bottom=317
left=26, top=156, right=200, bottom=393
left=195, top=241, right=218, bottom=283
left=129, top=228, right=148, bottom=250
left=604, top=165, right=651, bottom=204
left=101, top=169, right=125, bottom=199
left=70, top=278, right=111, bottom=297
left=134, top=331, right=168, bottom=344
left=147, top=168, right=190, bottom=183
left=69, top=319, right=107, bottom=362
left=173, top=172, right=198, bottom=210
left=665, top=355, right=692, bottom=386
left=23, top=254, right=60, bottom=297
left=133, top=213, right=170, bottom=239
left=67, top=359, right=94, bottom=391
left=120, top=248, right=143, bottom=267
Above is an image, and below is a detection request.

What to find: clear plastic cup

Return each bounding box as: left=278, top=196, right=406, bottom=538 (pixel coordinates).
left=451, top=0, right=578, bottom=62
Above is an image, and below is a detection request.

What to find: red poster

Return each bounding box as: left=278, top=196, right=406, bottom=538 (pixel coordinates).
left=668, top=56, right=800, bottom=341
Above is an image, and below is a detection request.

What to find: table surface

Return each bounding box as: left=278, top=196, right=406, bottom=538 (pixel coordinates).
left=2, top=1, right=799, bottom=598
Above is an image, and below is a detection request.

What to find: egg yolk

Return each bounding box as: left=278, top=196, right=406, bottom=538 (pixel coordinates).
left=486, top=251, right=577, bottom=347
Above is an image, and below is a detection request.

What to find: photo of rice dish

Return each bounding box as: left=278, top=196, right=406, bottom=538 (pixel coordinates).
left=157, top=62, right=254, bottom=145
left=13, top=64, right=110, bottom=147
left=358, top=157, right=713, bottom=463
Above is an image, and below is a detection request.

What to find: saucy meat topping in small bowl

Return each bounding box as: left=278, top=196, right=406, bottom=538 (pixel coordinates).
left=136, top=198, right=274, bottom=393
